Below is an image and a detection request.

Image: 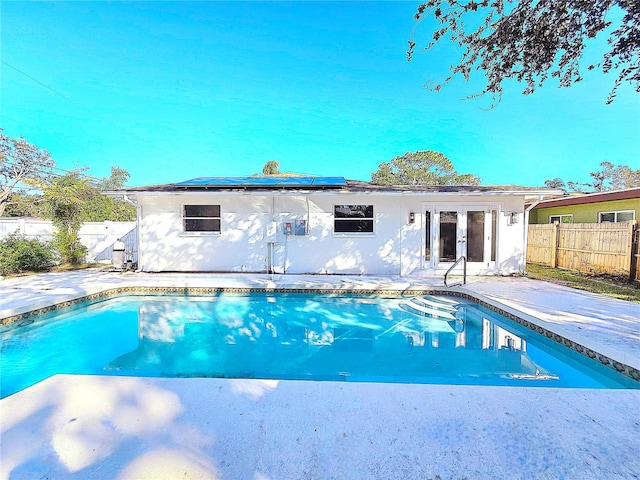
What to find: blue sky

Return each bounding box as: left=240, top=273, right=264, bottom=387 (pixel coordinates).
left=2, top=1, right=639, bottom=188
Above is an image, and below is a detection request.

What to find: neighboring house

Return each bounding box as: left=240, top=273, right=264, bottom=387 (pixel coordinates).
left=529, top=187, right=640, bottom=224
left=119, top=177, right=559, bottom=276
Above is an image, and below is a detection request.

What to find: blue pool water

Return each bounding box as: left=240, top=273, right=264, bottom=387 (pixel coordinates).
left=1, top=293, right=638, bottom=397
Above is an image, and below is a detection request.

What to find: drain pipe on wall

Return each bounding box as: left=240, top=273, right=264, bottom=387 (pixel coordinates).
left=268, top=195, right=276, bottom=275
left=123, top=194, right=141, bottom=272
left=523, top=196, right=544, bottom=274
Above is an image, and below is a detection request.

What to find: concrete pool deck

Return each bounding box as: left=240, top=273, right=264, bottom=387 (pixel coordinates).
left=1, top=271, right=639, bottom=479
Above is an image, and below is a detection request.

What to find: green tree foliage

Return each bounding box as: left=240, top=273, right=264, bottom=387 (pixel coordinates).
left=1, top=131, right=135, bottom=221
left=407, top=1, right=639, bottom=104
left=82, top=195, right=136, bottom=222
left=2, top=191, right=48, bottom=217
left=262, top=160, right=281, bottom=175
left=96, top=166, right=130, bottom=191
left=0, top=129, right=54, bottom=216
left=371, top=150, right=481, bottom=186
left=2, top=166, right=136, bottom=221
left=544, top=178, right=567, bottom=189
left=596, top=162, right=640, bottom=190
left=83, top=166, right=136, bottom=221
left=0, top=233, right=56, bottom=275
left=37, top=168, right=135, bottom=263
left=545, top=161, right=640, bottom=192
left=41, top=171, right=94, bottom=265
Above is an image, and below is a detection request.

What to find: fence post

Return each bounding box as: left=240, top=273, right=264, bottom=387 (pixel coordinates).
left=551, top=222, right=559, bottom=268
left=630, top=221, right=639, bottom=282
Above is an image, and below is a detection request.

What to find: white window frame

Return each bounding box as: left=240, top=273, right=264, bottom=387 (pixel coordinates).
left=333, top=204, right=374, bottom=235
left=182, top=204, right=221, bottom=234
left=549, top=214, right=573, bottom=224
left=598, top=210, right=635, bottom=223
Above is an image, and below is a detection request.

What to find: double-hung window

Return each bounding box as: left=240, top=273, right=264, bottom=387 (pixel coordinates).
left=334, top=205, right=374, bottom=233
left=183, top=205, right=221, bottom=233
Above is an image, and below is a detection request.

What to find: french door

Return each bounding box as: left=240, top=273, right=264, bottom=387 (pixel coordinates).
left=425, top=206, right=494, bottom=269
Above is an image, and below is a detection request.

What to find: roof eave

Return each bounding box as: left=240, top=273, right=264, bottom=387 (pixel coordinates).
left=109, top=188, right=563, bottom=199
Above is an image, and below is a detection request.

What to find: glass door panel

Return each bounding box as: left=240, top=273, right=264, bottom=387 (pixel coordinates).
left=425, top=210, right=432, bottom=261
left=491, top=210, right=497, bottom=262
left=432, top=207, right=492, bottom=269
left=439, top=211, right=458, bottom=262
left=466, top=211, right=485, bottom=262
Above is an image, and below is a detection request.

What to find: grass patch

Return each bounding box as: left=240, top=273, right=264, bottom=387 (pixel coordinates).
left=526, top=263, right=640, bottom=303
left=50, top=263, right=104, bottom=273
left=1, top=263, right=105, bottom=279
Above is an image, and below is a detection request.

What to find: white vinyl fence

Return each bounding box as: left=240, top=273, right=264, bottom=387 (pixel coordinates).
left=0, top=218, right=137, bottom=264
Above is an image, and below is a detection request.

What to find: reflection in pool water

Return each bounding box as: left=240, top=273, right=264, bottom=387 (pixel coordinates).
left=2, top=293, right=638, bottom=397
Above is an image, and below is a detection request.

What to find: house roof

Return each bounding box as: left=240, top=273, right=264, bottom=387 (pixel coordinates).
left=530, top=187, right=640, bottom=209
left=175, top=176, right=348, bottom=188
left=113, top=177, right=562, bottom=200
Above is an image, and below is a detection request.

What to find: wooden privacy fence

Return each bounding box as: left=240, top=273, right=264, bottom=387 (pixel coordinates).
left=527, top=221, right=639, bottom=281
left=633, top=226, right=640, bottom=282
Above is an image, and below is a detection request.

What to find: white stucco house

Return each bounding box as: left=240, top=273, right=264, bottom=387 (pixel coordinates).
left=118, top=176, right=559, bottom=276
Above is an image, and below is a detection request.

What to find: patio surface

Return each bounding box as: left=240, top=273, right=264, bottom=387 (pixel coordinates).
left=1, top=271, right=639, bottom=479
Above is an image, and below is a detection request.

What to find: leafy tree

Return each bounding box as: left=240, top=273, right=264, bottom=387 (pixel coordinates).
left=0, top=129, right=54, bottom=216
left=96, top=166, right=131, bottom=191
left=84, top=166, right=136, bottom=221
left=82, top=195, right=136, bottom=222
left=262, top=160, right=281, bottom=175
left=3, top=165, right=136, bottom=222
left=371, top=150, right=481, bottom=186
left=407, top=1, right=640, bottom=104
left=599, top=161, right=640, bottom=190
left=10, top=166, right=135, bottom=263
left=2, top=191, right=48, bottom=217
left=544, top=178, right=566, bottom=189
left=41, top=171, right=94, bottom=265
left=545, top=161, right=640, bottom=192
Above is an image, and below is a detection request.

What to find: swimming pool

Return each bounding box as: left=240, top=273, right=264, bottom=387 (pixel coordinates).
left=1, top=292, right=638, bottom=397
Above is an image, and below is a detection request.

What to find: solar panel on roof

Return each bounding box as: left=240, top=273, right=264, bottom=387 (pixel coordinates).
left=209, top=177, right=251, bottom=185
left=278, top=177, right=315, bottom=185
left=175, top=176, right=347, bottom=188
left=242, top=177, right=282, bottom=185
left=175, top=177, right=246, bottom=186
left=175, top=177, right=216, bottom=186
left=312, top=177, right=347, bottom=186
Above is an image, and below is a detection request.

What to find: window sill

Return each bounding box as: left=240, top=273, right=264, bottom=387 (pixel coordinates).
left=333, top=233, right=376, bottom=238
left=179, top=232, right=221, bottom=237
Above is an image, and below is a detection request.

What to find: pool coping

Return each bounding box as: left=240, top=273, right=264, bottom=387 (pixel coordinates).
left=3, top=375, right=639, bottom=479
left=3, top=273, right=639, bottom=479
left=2, top=284, right=639, bottom=384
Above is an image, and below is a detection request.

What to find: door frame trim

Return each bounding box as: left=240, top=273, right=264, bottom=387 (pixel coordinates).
left=422, top=203, right=497, bottom=271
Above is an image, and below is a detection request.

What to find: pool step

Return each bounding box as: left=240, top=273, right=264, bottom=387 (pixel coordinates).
left=411, top=296, right=458, bottom=312
left=422, top=294, right=460, bottom=305
left=402, top=298, right=456, bottom=320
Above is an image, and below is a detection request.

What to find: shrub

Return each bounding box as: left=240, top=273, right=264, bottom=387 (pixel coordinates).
left=52, top=229, right=87, bottom=265
left=0, top=233, right=57, bottom=275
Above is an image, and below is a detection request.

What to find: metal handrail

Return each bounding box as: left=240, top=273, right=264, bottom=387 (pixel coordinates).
left=444, top=256, right=467, bottom=287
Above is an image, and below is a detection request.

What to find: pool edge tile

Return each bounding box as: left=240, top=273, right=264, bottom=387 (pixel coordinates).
left=2, top=283, right=639, bottom=384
